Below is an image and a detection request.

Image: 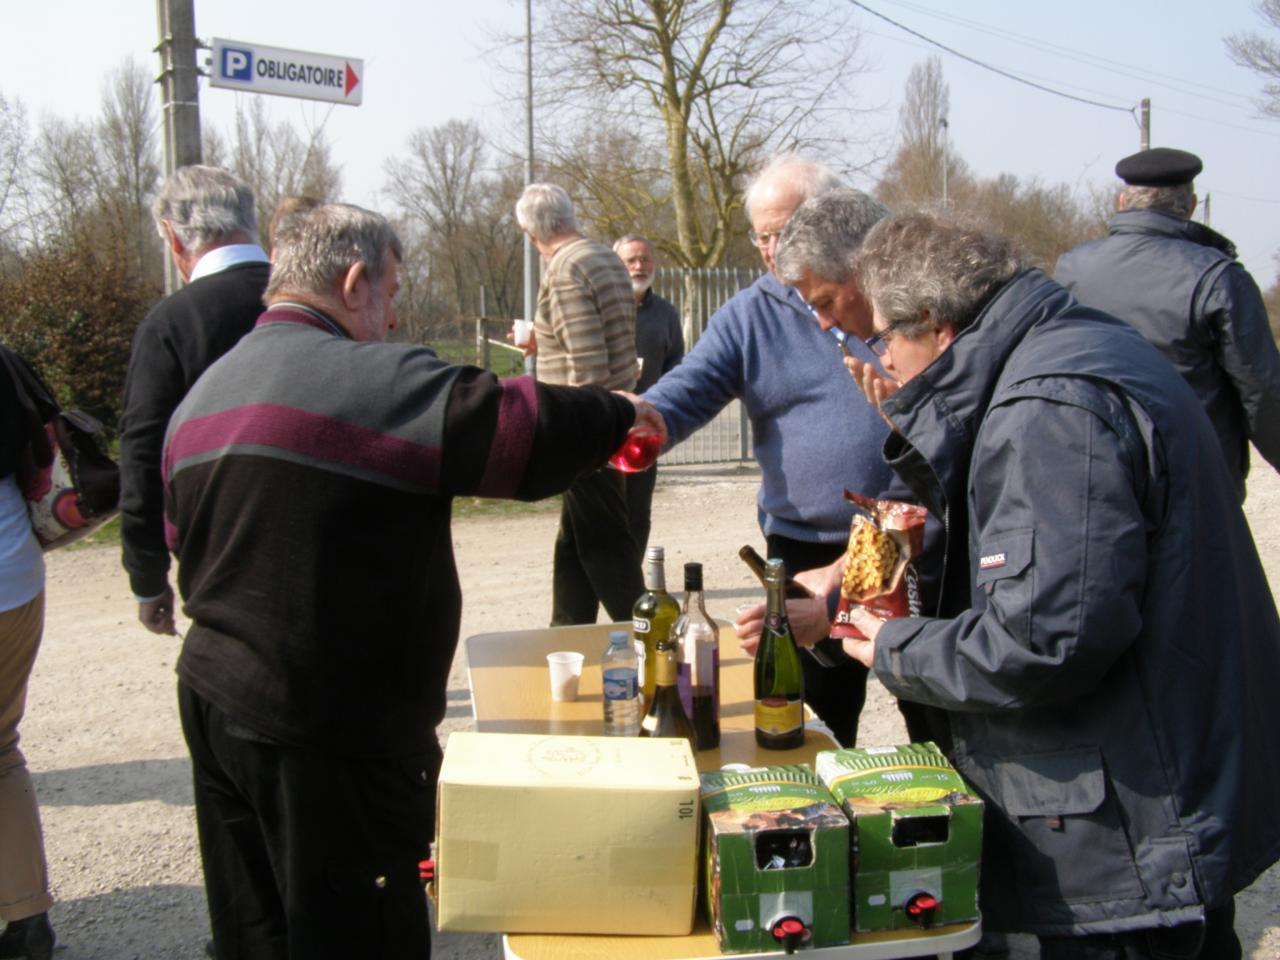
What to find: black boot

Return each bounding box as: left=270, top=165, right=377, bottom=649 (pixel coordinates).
left=0, top=912, right=55, bottom=960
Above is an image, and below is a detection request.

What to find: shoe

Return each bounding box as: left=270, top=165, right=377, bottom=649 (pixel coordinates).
left=974, top=930, right=1010, bottom=958
left=0, top=912, right=55, bottom=960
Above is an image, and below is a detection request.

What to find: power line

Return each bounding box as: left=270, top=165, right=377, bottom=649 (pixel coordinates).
left=877, top=0, right=1255, bottom=109
left=849, top=0, right=1135, bottom=113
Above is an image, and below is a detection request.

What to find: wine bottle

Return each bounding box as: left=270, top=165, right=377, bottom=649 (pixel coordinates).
left=674, top=562, right=720, bottom=750
left=642, top=635, right=696, bottom=745
left=632, top=546, right=680, bottom=705
left=754, top=558, right=805, bottom=750
left=738, top=545, right=847, bottom=669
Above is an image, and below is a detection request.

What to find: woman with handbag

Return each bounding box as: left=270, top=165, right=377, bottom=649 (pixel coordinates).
left=0, top=358, right=55, bottom=960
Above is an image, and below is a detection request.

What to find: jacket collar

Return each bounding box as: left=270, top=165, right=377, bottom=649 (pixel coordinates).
left=1108, top=208, right=1237, bottom=258
left=255, top=302, right=351, bottom=339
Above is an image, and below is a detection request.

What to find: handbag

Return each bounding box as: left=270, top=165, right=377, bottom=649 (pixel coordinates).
left=0, top=347, right=120, bottom=550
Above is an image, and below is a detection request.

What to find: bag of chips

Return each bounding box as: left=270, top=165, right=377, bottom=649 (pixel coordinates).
left=831, top=491, right=928, bottom=640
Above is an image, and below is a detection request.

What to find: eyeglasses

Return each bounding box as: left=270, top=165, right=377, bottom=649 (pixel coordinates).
left=747, top=228, right=781, bottom=248
left=864, top=318, right=912, bottom=357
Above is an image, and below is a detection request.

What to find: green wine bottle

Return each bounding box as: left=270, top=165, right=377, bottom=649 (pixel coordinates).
left=632, top=545, right=681, bottom=706
left=754, top=558, right=806, bottom=750
left=642, top=635, right=696, bottom=745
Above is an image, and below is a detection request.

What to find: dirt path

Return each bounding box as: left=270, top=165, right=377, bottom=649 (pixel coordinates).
left=22, top=462, right=1280, bottom=959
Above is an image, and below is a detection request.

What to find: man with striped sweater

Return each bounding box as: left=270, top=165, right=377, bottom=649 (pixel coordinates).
left=163, top=202, right=661, bottom=960
left=516, top=183, right=644, bottom=624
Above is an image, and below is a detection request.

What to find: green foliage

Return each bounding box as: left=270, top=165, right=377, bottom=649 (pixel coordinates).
left=0, top=236, right=158, bottom=433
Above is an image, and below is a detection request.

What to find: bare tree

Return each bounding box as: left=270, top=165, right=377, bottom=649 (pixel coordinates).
left=226, top=98, right=342, bottom=240
left=97, top=57, right=161, bottom=275
left=0, top=91, right=31, bottom=266
left=877, top=57, right=970, bottom=209
left=384, top=120, right=524, bottom=339
left=1227, top=0, right=1280, bottom=118
left=520, top=0, right=866, bottom=270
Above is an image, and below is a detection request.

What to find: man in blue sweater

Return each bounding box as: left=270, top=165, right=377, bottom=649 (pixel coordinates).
left=642, top=155, right=895, bottom=747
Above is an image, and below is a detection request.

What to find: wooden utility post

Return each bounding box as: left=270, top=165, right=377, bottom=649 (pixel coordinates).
left=1140, top=98, right=1151, bottom=151
left=155, top=0, right=203, bottom=292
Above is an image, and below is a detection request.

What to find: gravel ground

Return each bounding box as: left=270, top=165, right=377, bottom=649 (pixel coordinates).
left=19, top=461, right=1280, bottom=959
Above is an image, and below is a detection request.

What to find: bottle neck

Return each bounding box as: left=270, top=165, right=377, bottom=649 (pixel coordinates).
left=644, top=561, right=668, bottom=593
left=654, top=641, right=678, bottom=686
left=765, top=577, right=787, bottom=628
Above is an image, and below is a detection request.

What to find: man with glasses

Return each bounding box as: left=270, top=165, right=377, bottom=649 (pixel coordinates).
left=641, top=155, right=894, bottom=748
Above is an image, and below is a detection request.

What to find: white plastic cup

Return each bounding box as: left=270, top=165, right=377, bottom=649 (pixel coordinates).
left=546, top=651, right=585, bottom=702
left=513, top=319, right=533, bottom=347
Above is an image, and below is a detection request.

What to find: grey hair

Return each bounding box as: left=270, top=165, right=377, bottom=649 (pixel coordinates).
left=1121, top=183, right=1194, bottom=218
left=774, top=188, right=891, bottom=286
left=743, top=153, right=843, bottom=221
left=516, top=183, right=579, bottom=243
left=856, top=212, right=1027, bottom=338
left=152, top=165, right=257, bottom=251
left=613, top=233, right=652, bottom=254
left=265, top=203, right=403, bottom=301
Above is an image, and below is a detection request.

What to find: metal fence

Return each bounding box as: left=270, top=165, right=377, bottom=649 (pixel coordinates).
left=475, top=265, right=762, bottom=466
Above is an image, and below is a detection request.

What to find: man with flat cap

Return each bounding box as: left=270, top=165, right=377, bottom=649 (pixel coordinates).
left=1057, top=146, right=1280, bottom=501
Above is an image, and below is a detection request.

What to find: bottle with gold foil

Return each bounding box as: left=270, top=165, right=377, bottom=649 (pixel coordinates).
left=754, top=558, right=805, bottom=749
left=642, top=635, right=696, bottom=745
left=632, top=546, right=680, bottom=706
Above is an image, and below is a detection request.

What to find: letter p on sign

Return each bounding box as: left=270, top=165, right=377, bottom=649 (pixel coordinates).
left=222, top=48, right=252, bottom=81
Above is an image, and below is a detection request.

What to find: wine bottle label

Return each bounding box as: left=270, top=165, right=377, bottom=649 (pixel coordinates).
left=755, top=697, right=803, bottom=735
left=633, top=617, right=652, bottom=633
left=603, top=667, right=638, bottom=701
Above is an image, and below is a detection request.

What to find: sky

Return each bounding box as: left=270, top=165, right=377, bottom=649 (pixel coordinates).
left=1, top=0, right=1278, bottom=283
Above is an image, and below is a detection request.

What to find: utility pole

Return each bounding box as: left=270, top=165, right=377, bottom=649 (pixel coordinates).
left=1139, top=97, right=1150, bottom=151
left=1203, top=192, right=1212, bottom=228
left=522, top=0, right=537, bottom=374
left=155, top=0, right=203, bottom=293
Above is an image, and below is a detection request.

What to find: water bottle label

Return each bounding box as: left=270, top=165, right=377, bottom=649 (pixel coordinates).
left=603, top=667, right=638, bottom=701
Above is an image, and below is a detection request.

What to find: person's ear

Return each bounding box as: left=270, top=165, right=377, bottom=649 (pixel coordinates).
left=163, top=221, right=183, bottom=257
left=936, top=321, right=957, bottom=350
left=1117, top=190, right=1129, bottom=212
left=340, top=261, right=369, bottom=311
left=1189, top=193, right=1198, bottom=218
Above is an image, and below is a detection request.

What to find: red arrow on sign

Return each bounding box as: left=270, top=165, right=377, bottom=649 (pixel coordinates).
left=345, top=62, right=360, bottom=97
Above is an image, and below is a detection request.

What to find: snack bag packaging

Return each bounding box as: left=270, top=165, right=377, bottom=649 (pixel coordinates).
left=831, top=491, right=928, bottom=640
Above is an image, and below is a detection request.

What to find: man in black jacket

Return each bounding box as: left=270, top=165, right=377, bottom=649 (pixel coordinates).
left=1056, top=147, right=1280, bottom=501
left=120, top=166, right=269, bottom=634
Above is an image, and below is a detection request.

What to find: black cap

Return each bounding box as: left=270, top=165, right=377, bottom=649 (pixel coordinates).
left=1115, top=147, right=1202, bottom=187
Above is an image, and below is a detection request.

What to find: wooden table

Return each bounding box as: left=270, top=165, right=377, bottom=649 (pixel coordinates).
left=463, top=622, right=981, bottom=960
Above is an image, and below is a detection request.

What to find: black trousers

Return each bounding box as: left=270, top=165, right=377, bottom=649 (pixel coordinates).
left=765, top=534, right=868, bottom=748
left=1037, top=900, right=1240, bottom=959
left=179, top=683, right=437, bottom=960
left=551, top=467, right=645, bottom=625
left=624, top=465, right=659, bottom=554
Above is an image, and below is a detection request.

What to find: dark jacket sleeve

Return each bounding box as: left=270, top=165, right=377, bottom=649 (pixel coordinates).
left=1202, top=262, right=1280, bottom=472
left=440, top=369, right=634, bottom=500
left=873, top=397, right=1148, bottom=712
left=119, top=311, right=185, bottom=598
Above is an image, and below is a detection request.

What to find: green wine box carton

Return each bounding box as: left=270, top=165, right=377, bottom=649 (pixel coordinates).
left=699, top=764, right=850, bottom=953
left=815, top=742, right=982, bottom=933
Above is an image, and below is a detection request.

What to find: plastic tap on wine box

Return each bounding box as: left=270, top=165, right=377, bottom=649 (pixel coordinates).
left=699, top=764, right=850, bottom=953
left=433, top=732, right=701, bottom=935
left=815, top=742, right=982, bottom=933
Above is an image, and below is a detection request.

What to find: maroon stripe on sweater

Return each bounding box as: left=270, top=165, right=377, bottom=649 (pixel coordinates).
left=165, top=402, right=441, bottom=490
left=475, top=376, right=539, bottom=498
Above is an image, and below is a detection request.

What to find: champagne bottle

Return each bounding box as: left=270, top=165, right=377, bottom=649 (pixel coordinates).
left=754, top=558, right=806, bottom=750
left=642, top=635, right=696, bottom=745
left=738, top=545, right=847, bottom=669
left=674, top=562, right=720, bottom=750
left=632, top=546, right=680, bottom=705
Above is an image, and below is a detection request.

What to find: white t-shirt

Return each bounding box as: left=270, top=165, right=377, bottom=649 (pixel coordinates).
left=0, top=474, right=44, bottom=611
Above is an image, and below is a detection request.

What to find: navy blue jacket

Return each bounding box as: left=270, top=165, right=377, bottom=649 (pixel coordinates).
left=874, top=270, right=1280, bottom=935
left=1056, top=209, right=1280, bottom=500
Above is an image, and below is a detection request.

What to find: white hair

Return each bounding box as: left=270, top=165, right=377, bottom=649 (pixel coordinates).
left=515, top=183, right=579, bottom=243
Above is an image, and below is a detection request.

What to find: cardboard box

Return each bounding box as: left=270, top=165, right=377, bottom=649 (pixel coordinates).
left=815, top=742, right=982, bottom=932
left=699, top=764, right=850, bottom=953
left=434, top=732, right=701, bottom=934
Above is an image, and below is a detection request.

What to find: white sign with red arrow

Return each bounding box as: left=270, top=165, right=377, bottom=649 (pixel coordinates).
left=209, top=38, right=363, bottom=106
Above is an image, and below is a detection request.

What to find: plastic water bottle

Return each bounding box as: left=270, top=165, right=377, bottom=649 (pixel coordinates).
left=602, top=629, right=642, bottom=736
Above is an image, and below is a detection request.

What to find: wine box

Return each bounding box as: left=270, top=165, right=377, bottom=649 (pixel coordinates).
left=433, top=732, right=700, bottom=934
left=699, top=764, right=850, bottom=953
left=815, top=742, right=982, bottom=932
